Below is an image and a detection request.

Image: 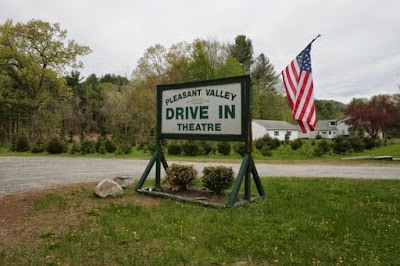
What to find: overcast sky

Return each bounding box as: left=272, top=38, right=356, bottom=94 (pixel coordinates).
left=2, top=0, right=400, bottom=103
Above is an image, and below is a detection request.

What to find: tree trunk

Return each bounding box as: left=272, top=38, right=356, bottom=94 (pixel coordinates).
left=30, top=106, right=42, bottom=140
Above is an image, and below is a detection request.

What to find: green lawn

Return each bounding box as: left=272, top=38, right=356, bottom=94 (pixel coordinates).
left=1, top=178, right=399, bottom=265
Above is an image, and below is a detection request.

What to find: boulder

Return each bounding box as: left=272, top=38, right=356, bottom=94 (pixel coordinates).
left=113, top=175, right=135, bottom=188
left=93, top=179, right=124, bottom=198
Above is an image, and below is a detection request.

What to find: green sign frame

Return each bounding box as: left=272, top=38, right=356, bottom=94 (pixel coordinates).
left=136, top=75, right=265, bottom=207
left=157, top=75, right=250, bottom=141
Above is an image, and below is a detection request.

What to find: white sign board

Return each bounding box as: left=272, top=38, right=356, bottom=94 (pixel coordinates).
left=161, top=83, right=242, bottom=135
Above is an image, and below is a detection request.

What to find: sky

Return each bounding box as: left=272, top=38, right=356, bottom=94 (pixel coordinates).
left=1, top=0, right=400, bottom=103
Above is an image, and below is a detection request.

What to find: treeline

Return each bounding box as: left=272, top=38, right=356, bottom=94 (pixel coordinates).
left=2, top=19, right=397, bottom=152
left=0, top=18, right=292, bottom=148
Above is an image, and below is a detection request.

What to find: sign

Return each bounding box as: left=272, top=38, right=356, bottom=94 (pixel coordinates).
left=157, top=75, right=250, bottom=141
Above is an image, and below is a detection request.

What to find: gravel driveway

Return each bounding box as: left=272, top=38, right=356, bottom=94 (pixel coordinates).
left=0, top=156, right=399, bottom=198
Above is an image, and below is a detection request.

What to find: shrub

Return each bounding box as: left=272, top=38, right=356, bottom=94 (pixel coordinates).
left=81, top=140, right=96, bottom=154
left=167, top=142, right=182, bottom=155
left=31, top=140, right=45, bottom=153
left=290, top=139, right=303, bottom=150
left=313, top=139, right=331, bottom=157
left=202, top=166, right=234, bottom=195
left=255, top=134, right=272, bottom=151
left=116, top=143, right=132, bottom=155
left=348, top=136, right=364, bottom=152
left=105, top=139, right=117, bottom=153
left=200, top=141, right=213, bottom=155
left=70, top=142, right=81, bottom=154
left=315, top=134, right=323, bottom=139
left=233, top=142, right=246, bottom=157
left=182, top=141, right=200, bottom=156
left=217, top=141, right=231, bottom=156
left=260, top=145, right=272, bottom=157
left=270, top=138, right=281, bottom=150
left=363, top=137, right=376, bottom=150
left=15, top=135, right=30, bottom=152
left=46, top=138, right=67, bottom=154
left=165, top=163, right=197, bottom=190
left=332, top=136, right=350, bottom=154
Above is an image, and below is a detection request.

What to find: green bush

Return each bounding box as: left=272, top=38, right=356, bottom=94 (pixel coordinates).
left=348, top=136, right=364, bottom=152
left=70, top=142, right=81, bottom=154
left=255, top=134, right=272, bottom=151
left=81, top=140, right=96, bottom=154
left=31, top=140, right=45, bottom=153
left=217, top=141, right=231, bottom=156
left=165, top=163, right=198, bottom=190
left=46, top=138, right=67, bottom=154
left=363, top=137, right=376, bottom=150
left=233, top=142, right=246, bottom=157
left=202, top=166, right=234, bottom=195
left=261, top=145, right=272, bottom=157
left=315, top=134, right=323, bottom=139
left=167, top=142, right=182, bottom=155
left=15, top=135, right=30, bottom=152
left=290, top=139, right=303, bottom=150
left=313, top=139, right=331, bottom=157
left=200, top=141, right=213, bottom=155
left=332, top=136, right=350, bottom=154
left=105, top=139, right=117, bottom=153
left=270, top=138, right=281, bottom=150
left=182, top=141, right=200, bottom=156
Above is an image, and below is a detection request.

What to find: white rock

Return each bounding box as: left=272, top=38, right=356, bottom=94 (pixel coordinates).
left=93, top=179, right=124, bottom=198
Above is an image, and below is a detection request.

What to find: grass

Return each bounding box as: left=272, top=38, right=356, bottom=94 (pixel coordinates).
left=1, top=178, right=399, bottom=265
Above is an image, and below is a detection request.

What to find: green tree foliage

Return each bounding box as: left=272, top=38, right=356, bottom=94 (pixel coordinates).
left=315, top=100, right=346, bottom=120
left=0, top=19, right=91, bottom=140
left=229, top=35, right=254, bottom=73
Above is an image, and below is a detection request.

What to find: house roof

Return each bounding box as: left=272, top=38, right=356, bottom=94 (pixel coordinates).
left=253, top=120, right=298, bottom=130
left=315, top=120, right=337, bottom=131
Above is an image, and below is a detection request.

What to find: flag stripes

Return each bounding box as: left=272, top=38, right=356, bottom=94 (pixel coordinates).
left=282, top=44, right=316, bottom=133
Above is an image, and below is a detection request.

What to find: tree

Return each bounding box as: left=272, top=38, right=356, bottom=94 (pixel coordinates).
left=251, top=53, right=277, bottom=90
left=345, top=95, right=399, bottom=138
left=228, top=35, right=254, bottom=73
left=0, top=19, right=91, bottom=139
left=315, top=100, right=346, bottom=120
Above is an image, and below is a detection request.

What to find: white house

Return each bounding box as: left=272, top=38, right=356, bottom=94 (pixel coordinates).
left=298, top=120, right=339, bottom=139
left=252, top=120, right=299, bottom=141
left=298, top=118, right=382, bottom=139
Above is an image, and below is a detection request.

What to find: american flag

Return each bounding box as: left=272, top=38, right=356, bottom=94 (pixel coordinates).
left=282, top=44, right=317, bottom=133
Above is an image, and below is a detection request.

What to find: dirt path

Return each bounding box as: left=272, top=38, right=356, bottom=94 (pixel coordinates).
left=0, top=156, right=399, bottom=198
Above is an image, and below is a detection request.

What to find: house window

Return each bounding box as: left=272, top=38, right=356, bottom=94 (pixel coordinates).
left=286, top=131, right=291, bottom=136
left=342, top=130, right=345, bottom=135
left=322, top=131, right=327, bottom=135
left=330, top=121, right=336, bottom=126
left=329, top=131, right=331, bottom=135
left=274, top=131, right=279, bottom=136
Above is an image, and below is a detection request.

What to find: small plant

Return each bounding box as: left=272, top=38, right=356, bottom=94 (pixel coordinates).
left=200, top=141, right=213, bottom=155
left=217, top=141, right=231, bottom=156
left=202, top=166, right=234, bottom=195
left=165, top=163, right=198, bottom=190
left=182, top=141, right=200, bottom=156
left=46, top=138, right=67, bottom=154
left=15, top=135, right=30, bottom=152
left=31, top=140, right=45, bottom=153
left=313, top=139, right=331, bottom=157
left=233, top=142, right=246, bottom=157
left=332, top=136, right=350, bottom=154
left=80, top=140, right=96, bottom=154
left=167, top=141, right=182, bottom=155
left=290, top=138, right=303, bottom=150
